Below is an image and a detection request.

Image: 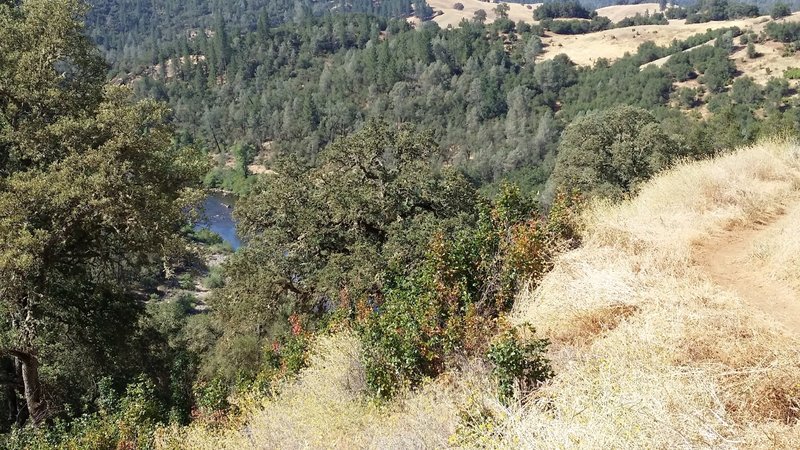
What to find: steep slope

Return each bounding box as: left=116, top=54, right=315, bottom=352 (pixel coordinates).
left=156, top=141, right=800, bottom=448
left=509, top=140, right=800, bottom=447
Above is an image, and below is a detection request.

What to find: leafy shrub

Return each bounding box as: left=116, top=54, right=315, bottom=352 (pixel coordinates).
left=746, top=42, right=759, bottom=59
left=261, top=314, right=311, bottom=378
left=360, top=186, right=579, bottom=399
left=771, top=2, right=791, bottom=19
left=453, top=2, right=464, bottom=10
left=360, top=270, right=456, bottom=399
left=193, top=378, right=230, bottom=415
left=203, top=265, right=225, bottom=289
left=731, top=76, right=764, bottom=106
left=191, top=227, right=223, bottom=245
left=766, top=21, right=800, bottom=43
left=177, top=272, right=194, bottom=290
left=486, top=324, right=553, bottom=404
left=674, top=87, right=701, bottom=108
left=116, top=379, right=162, bottom=447
left=1, top=378, right=164, bottom=450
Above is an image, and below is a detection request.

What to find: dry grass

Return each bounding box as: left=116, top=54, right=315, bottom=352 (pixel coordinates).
left=596, top=3, right=664, bottom=23
left=542, top=12, right=800, bottom=72
left=412, top=0, right=540, bottom=28
left=504, top=140, right=800, bottom=447
left=155, top=333, right=496, bottom=449
left=748, top=203, right=800, bottom=292
left=160, top=141, right=800, bottom=448
left=413, top=6, right=800, bottom=90
left=642, top=12, right=800, bottom=87
left=730, top=40, right=800, bottom=86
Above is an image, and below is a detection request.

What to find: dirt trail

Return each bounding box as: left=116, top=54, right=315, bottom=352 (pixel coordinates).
left=695, top=205, right=800, bottom=333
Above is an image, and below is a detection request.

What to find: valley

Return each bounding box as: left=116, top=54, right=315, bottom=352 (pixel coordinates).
left=3, top=0, right=800, bottom=447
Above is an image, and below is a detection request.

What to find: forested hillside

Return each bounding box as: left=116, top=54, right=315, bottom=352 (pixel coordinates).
left=87, top=0, right=434, bottom=70
left=125, top=12, right=798, bottom=193
left=3, top=0, right=800, bottom=448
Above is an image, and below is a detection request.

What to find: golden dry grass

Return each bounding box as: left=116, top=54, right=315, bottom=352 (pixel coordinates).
left=504, top=140, right=800, bottom=447
left=155, top=333, right=497, bottom=449
left=411, top=0, right=540, bottom=28
left=595, top=3, right=664, bottom=23
left=730, top=40, right=800, bottom=86
left=747, top=202, right=800, bottom=293
left=160, top=141, right=800, bottom=448
left=541, top=17, right=759, bottom=66
left=414, top=6, right=800, bottom=87
left=541, top=12, right=800, bottom=72
left=642, top=12, right=800, bottom=87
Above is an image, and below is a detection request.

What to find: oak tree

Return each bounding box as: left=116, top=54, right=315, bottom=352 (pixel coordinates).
left=0, top=0, right=203, bottom=425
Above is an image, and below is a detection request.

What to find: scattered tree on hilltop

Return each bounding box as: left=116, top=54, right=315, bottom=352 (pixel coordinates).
left=495, top=2, right=510, bottom=18
left=771, top=2, right=791, bottom=19
left=533, top=0, right=593, bottom=20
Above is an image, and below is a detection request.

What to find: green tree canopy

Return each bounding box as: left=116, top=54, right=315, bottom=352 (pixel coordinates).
left=206, top=120, right=477, bottom=379
left=549, top=105, right=684, bottom=199
left=771, top=2, right=791, bottom=19
left=0, top=0, right=204, bottom=425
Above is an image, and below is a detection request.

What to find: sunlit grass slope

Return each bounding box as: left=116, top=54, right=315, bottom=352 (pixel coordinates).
left=507, top=139, right=800, bottom=447
left=159, top=140, right=800, bottom=448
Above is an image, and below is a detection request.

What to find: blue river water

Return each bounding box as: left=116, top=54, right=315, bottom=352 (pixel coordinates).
left=195, top=193, right=242, bottom=249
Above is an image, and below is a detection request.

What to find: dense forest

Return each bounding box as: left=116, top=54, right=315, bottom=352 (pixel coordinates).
left=123, top=11, right=797, bottom=193
left=2, top=0, right=800, bottom=447
left=87, top=0, right=434, bottom=70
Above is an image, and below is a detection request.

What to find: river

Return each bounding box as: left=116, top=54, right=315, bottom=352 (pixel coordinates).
left=195, top=193, right=242, bottom=250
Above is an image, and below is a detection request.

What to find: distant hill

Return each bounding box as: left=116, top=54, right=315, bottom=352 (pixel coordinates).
left=87, top=0, right=430, bottom=67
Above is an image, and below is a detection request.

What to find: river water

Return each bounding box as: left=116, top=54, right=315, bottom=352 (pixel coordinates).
left=195, top=193, right=242, bottom=249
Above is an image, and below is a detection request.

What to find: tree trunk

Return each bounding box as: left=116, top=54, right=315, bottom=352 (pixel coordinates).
left=8, top=350, right=46, bottom=425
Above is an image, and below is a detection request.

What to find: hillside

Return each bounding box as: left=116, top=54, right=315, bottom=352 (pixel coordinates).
left=5, top=1, right=800, bottom=446
left=421, top=0, right=541, bottom=27
left=595, top=2, right=664, bottom=22
left=509, top=140, right=800, bottom=446
left=154, top=140, right=800, bottom=448
left=539, top=16, right=759, bottom=65
left=638, top=13, right=800, bottom=77
left=534, top=11, right=800, bottom=98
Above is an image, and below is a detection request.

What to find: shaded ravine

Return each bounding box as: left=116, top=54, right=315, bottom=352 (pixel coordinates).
left=695, top=204, right=800, bottom=333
